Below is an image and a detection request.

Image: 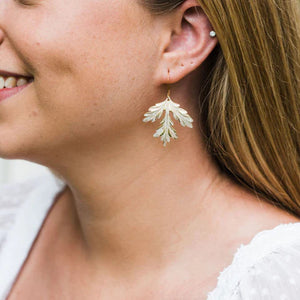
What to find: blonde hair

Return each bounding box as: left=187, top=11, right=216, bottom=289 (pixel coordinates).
left=143, top=0, right=300, bottom=217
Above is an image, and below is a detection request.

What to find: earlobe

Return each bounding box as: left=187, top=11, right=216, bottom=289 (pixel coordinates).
left=155, top=0, right=218, bottom=85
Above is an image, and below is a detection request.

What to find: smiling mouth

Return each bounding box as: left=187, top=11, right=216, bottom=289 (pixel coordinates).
left=0, top=75, right=34, bottom=89
left=0, top=77, right=34, bottom=102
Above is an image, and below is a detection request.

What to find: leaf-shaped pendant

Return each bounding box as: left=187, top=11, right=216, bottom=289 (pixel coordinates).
left=143, top=90, right=193, bottom=146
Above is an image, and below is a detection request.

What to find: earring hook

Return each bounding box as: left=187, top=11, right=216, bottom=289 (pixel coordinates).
left=167, top=69, right=171, bottom=96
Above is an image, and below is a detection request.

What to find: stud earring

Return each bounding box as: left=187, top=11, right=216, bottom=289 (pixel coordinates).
left=209, top=31, right=216, bottom=37
left=143, top=88, right=193, bottom=147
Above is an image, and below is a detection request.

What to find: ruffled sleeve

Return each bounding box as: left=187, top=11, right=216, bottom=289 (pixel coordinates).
left=235, top=242, right=300, bottom=299
left=207, top=222, right=300, bottom=300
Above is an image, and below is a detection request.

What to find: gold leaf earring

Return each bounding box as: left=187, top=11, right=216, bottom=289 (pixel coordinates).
left=143, top=87, right=193, bottom=147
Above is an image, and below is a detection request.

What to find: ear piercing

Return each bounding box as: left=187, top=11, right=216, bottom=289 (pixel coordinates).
left=209, top=31, right=216, bottom=38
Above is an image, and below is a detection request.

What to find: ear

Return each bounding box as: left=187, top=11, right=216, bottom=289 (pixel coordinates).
left=154, top=0, right=218, bottom=85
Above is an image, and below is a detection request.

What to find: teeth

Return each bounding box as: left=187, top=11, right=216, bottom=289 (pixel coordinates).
left=17, top=77, right=29, bottom=87
left=0, top=76, right=30, bottom=89
left=0, top=77, right=4, bottom=89
left=4, top=77, right=17, bottom=88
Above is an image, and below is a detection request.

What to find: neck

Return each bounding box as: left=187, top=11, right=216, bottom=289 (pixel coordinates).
left=48, top=125, right=239, bottom=279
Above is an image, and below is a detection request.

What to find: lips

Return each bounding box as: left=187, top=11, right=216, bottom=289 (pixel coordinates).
left=0, top=80, right=33, bottom=102
left=0, top=69, right=33, bottom=78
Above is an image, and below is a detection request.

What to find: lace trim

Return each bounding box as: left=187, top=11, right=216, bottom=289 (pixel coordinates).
left=206, top=222, right=300, bottom=299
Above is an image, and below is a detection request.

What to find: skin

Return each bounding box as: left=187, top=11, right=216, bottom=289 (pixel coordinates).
left=0, top=0, right=299, bottom=298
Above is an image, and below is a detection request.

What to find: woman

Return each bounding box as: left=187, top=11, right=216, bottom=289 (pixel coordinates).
left=0, top=0, right=299, bottom=299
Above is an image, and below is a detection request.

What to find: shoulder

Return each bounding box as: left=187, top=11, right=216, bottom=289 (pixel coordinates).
left=207, top=222, right=300, bottom=300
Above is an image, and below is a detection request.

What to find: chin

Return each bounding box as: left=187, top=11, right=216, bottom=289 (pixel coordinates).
left=0, top=136, right=37, bottom=161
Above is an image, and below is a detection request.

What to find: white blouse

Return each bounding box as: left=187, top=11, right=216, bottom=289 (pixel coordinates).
left=0, top=170, right=299, bottom=300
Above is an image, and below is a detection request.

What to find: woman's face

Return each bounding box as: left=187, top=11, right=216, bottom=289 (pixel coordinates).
left=0, top=0, right=160, bottom=161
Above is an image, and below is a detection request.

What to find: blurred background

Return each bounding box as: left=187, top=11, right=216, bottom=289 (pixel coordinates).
left=0, top=158, right=49, bottom=185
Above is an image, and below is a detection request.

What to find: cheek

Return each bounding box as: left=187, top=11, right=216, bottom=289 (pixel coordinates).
left=0, top=1, right=157, bottom=155
left=36, top=6, right=155, bottom=132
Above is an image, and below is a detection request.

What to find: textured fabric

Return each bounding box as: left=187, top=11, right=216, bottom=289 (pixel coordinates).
left=0, top=179, right=35, bottom=251
left=0, top=171, right=66, bottom=300
left=206, top=223, right=300, bottom=299
left=0, top=171, right=299, bottom=300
